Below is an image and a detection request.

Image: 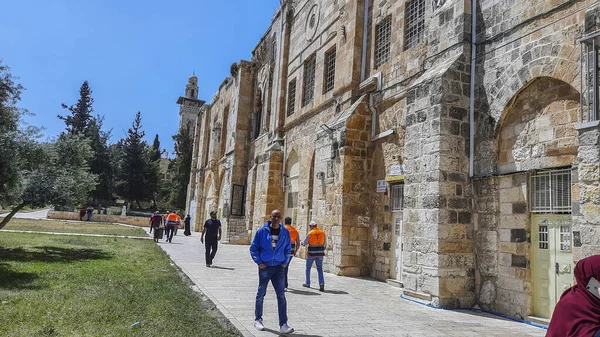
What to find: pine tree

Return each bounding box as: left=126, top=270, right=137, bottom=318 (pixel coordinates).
left=169, top=123, right=194, bottom=209
left=151, top=134, right=161, bottom=162
left=116, top=111, right=147, bottom=209
left=58, top=81, right=94, bottom=135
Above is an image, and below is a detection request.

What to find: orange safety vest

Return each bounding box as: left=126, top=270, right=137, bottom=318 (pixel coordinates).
left=166, top=213, right=178, bottom=225
left=307, top=228, right=325, bottom=257
left=285, top=225, right=299, bottom=255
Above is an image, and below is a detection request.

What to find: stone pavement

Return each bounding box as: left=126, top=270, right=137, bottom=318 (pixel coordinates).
left=153, top=231, right=546, bottom=337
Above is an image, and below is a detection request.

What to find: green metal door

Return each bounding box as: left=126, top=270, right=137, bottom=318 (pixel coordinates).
left=532, top=215, right=573, bottom=319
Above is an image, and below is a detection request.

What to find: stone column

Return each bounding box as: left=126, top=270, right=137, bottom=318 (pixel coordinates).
left=576, top=122, right=600, bottom=258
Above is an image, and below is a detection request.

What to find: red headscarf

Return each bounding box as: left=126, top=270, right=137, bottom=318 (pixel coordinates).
left=546, top=255, right=600, bottom=337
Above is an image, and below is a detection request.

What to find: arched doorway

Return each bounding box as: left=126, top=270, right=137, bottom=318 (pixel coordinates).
left=496, top=77, right=579, bottom=319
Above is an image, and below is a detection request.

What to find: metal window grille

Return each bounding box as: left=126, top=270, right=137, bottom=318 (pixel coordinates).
left=539, top=225, right=548, bottom=249
left=405, top=0, right=425, bottom=50
left=287, top=79, right=296, bottom=116
left=530, top=169, right=572, bottom=213
left=580, top=35, right=599, bottom=122
left=324, top=48, right=336, bottom=93
left=374, top=16, right=392, bottom=68
left=560, top=224, right=572, bottom=251
left=302, top=54, right=316, bottom=106
left=391, top=184, right=404, bottom=211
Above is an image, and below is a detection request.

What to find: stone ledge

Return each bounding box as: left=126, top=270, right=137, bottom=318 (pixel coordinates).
left=386, top=279, right=404, bottom=288
left=576, top=120, right=600, bottom=131
left=525, top=316, right=549, bottom=327
left=401, top=289, right=433, bottom=302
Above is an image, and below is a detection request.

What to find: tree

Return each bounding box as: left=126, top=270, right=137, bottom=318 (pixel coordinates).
left=0, top=134, right=96, bottom=229
left=169, top=123, right=194, bottom=209
left=58, top=81, right=94, bottom=135
left=114, top=111, right=159, bottom=209
left=0, top=61, right=27, bottom=205
left=151, top=134, right=161, bottom=162
left=87, top=117, right=114, bottom=201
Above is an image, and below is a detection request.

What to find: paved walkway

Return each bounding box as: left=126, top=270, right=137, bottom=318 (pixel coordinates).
left=152, top=231, right=546, bottom=337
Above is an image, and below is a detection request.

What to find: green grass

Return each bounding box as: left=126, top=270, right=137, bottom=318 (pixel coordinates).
left=0, top=232, right=240, bottom=337
left=2, top=218, right=147, bottom=237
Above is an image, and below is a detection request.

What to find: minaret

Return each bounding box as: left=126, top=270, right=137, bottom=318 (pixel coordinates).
left=177, top=72, right=205, bottom=132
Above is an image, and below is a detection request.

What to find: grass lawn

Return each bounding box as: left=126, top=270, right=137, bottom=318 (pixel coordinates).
left=0, top=232, right=240, bottom=337
left=2, top=218, right=147, bottom=237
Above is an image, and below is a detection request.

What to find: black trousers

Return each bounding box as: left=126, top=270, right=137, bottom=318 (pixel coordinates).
left=205, top=237, right=218, bottom=265
left=167, top=224, right=177, bottom=242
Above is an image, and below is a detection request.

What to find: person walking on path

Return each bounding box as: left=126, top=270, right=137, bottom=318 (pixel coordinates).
left=302, top=221, right=326, bottom=292
left=249, top=209, right=294, bottom=334
left=149, top=211, right=163, bottom=243
left=86, top=206, right=94, bottom=221
left=283, top=216, right=300, bottom=290
left=184, top=214, right=192, bottom=236
left=201, top=211, right=221, bottom=267
left=547, top=255, right=600, bottom=337
left=165, top=211, right=179, bottom=243
left=79, top=206, right=86, bottom=221
left=163, top=211, right=170, bottom=239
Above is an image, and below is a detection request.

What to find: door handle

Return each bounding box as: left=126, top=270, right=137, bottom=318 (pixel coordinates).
left=556, top=262, right=560, bottom=275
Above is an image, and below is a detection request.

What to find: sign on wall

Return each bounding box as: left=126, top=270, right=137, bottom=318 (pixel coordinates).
left=376, top=180, right=387, bottom=193
left=389, top=165, right=404, bottom=176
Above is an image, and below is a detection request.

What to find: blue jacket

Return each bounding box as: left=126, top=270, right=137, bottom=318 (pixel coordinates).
left=249, top=221, right=291, bottom=267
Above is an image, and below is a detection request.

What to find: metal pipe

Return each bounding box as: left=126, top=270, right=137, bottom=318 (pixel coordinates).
left=469, top=0, right=477, bottom=178
left=369, top=94, right=377, bottom=138
left=580, top=42, right=583, bottom=122
left=360, top=0, right=370, bottom=82
left=593, top=39, right=598, bottom=121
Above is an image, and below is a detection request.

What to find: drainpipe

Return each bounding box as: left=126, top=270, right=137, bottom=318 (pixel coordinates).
left=469, top=0, right=477, bottom=178
left=360, top=0, right=370, bottom=82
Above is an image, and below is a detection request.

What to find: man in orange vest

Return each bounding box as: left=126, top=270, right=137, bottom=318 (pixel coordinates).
left=301, top=221, right=326, bottom=292
left=283, top=216, right=300, bottom=290
left=165, top=211, right=179, bottom=243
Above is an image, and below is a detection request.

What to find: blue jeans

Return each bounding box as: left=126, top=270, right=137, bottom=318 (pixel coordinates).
left=305, top=256, right=324, bottom=286
left=255, top=265, right=288, bottom=326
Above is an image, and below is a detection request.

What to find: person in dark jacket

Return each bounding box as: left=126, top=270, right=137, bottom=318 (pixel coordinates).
left=547, top=255, right=600, bottom=337
left=201, top=211, right=221, bottom=266
left=184, top=214, right=192, bottom=236
left=149, top=211, right=163, bottom=243
left=249, top=209, right=294, bottom=334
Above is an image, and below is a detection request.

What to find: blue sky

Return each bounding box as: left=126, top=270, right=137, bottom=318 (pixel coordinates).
left=1, top=0, right=279, bottom=155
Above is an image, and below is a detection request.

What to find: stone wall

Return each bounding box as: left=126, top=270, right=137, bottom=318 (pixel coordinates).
left=47, top=211, right=151, bottom=228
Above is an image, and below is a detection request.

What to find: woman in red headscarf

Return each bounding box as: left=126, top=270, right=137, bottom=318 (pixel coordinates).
left=547, top=255, right=600, bottom=337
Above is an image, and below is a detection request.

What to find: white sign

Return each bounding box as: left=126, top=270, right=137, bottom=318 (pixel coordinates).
left=389, top=165, right=404, bottom=176
left=376, top=180, right=387, bottom=193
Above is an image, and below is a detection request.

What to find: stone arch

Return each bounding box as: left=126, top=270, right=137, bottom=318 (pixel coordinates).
left=488, top=42, right=580, bottom=121
left=495, top=76, right=580, bottom=174
left=203, top=172, right=217, bottom=221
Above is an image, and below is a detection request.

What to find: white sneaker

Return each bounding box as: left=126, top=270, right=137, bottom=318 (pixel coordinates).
left=254, top=319, right=264, bottom=331
left=280, top=323, right=294, bottom=334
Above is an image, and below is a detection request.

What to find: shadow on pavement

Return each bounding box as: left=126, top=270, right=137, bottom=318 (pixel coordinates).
left=0, top=246, right=112, bottom=263
left=0, top=263, right=43, bottom=290
left=323, top=289, right=349, bottom=295
left=263, top=327, right=323, bottom=337
left=209, top=265, right=235, bottom=270
left=286, top=288, right=321, bottom=296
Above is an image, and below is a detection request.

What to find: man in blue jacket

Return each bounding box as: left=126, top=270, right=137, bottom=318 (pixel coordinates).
left=249, top=209, right=294, bottom=334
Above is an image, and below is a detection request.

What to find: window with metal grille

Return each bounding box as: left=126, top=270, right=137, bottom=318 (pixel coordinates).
left=324, top=47, right=336, bottom=93
left=391, top=184, right=404, bottom=211
left=580, top=35, right=599, bottom=122
left=405, top=0, right=425, bottom=50
left=374, top=16, right=392, bottom=68
left=538, top=225, right=548, bottom=249
left=287, top=79, right=296, bottom=116
left=530, top=169, right=572, bottom=213
left=560, top=224, right=572, bottom=251
left=302, top=54, right=316, bottom=106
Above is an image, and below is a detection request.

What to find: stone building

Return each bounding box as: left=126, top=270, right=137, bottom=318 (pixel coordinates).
left=182, top=0, right=600, bottom=322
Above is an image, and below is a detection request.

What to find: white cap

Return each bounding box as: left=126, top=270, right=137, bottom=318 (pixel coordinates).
left=309, top=221, right=317, bottom=227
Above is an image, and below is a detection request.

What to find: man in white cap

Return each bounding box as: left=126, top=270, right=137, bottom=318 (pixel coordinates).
left=302, top=221, right=326, bottom=292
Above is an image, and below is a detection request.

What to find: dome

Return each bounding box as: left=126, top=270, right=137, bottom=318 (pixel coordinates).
left=188, top=72, right=197, bottom=82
